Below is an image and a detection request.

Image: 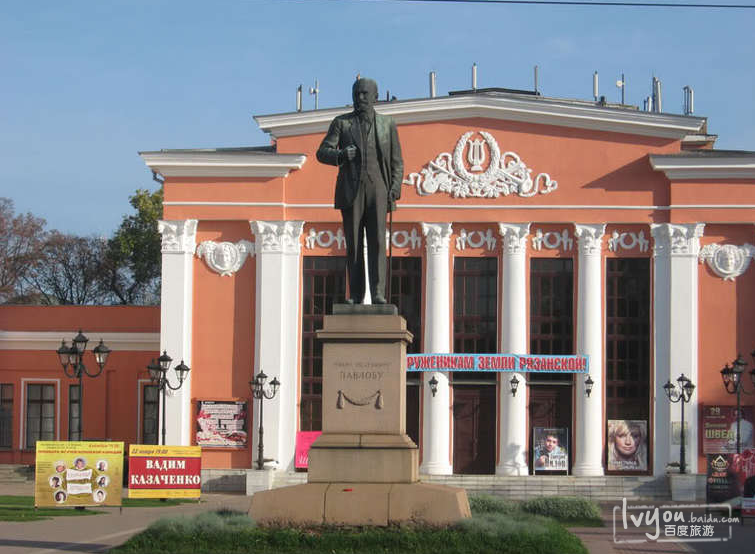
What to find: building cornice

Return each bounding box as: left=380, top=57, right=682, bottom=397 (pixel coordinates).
left=0, top=331, right=160, bottom=351
left=140, top=151, right=307, bottom=178
left=650, top=154, right=755, bottom=180
left=255, top=95, right=706, bottom=140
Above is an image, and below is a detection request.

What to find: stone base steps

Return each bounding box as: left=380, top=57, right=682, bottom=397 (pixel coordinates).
left=0, top=464, right=34, bottom=483
left=422, top=474, right=670, bottom=501
left=266, top=471, right=670, bottom=501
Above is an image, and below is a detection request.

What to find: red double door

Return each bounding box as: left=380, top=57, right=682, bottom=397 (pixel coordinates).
left=451, top=383, right=572, bottom=474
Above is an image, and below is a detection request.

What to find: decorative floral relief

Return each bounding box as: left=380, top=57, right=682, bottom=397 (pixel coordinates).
left=158, top=220, right=198, bottom=254
left=651, top=224, right=705, bottom=256
left=607, top=231, right=649, bottom=253
left=531, top=229, right=573, bottom=252
left=196, top=240, right=254, bottom=276
left=422, top=223, right=453, bottom=254
left=403, top=131, right=558, bottom=199
left=385, top=228, right=422, bottom=249
left=498, top=224, right=530, bottom=255
left=305, top=228, right=346, bottom=250
left=251, top=221, right=304, bottom=254
left=456, top=229, right=497, bottom=251
left=699, top=243, right=755, bottom=281
left=574, top=224, right=606, bottom=256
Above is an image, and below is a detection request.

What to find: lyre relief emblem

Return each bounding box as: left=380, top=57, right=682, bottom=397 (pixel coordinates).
left=467, top=137, right=486, bottom=172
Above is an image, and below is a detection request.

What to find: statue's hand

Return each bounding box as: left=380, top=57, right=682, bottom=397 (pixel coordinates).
left=342, top=145, right=357, bottom=161
left=389, top=188, right=399, bottom=201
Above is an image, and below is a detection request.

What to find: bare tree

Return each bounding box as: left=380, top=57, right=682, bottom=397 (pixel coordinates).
left=23, top=232, right=109, bottom=305
left=0, top=198, right=47, bottom=303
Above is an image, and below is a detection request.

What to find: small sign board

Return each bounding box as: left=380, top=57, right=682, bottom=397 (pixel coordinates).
left=196, top=400, right=248, bottom=448
left=533, top=427, right=568, bottom=473
left=702, top=405, right=754, bottom=454
left=34, top=441, right=124, bottom=507
left=295, top=431, right=322, bottom=469
left=128, top=445, right=202, bottom=498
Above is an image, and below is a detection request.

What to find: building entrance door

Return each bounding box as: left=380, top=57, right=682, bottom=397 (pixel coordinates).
left=452, top=385, right=495, bottom=474
left=528, top=384, right=572, bottom=473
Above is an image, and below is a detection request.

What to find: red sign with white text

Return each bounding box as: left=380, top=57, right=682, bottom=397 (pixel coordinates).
left=128, top=445, right=202, bottom=498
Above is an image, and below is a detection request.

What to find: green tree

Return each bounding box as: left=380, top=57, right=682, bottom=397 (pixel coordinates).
left=102, top=187, right=163, bottom=305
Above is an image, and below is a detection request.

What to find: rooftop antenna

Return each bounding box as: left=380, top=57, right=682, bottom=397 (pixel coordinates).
left=593, top=71, right=599, bottom=101
left=429, top=71, right=437, bottom=98
left=309, top=79, right=320, bottom=110
left=534, top=65, right=539, bottom=94
left=472, top=63, right=478, bottom=90
left=616, top=73, right=625, bottom=105
left=683, top=85, right=694, bottom=115
left=296, top=84, right=303, bottom=112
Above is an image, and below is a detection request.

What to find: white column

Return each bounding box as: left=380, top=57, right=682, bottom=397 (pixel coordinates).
left=650, top=223, right=704, bottom=475
left=419, top=223, right=453, bottom=475
left=573, top=224, right=606, bottom=476
left=497, top=223, right=530, bottom=475
left=157, top=219, right=198, bottom=446
left=251, top=220, right=304, bottom=471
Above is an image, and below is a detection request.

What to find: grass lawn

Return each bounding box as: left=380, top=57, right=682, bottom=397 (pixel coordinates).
left=110, top=496, right=602, bottom=554
left=0, top=495, right=196, bottom=522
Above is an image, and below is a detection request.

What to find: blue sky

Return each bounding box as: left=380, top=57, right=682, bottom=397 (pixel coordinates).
left=2, top=0, right=753, bottom=235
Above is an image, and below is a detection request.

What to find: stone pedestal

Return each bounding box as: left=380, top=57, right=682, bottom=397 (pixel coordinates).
left=251, top=306, right=470, bottom=526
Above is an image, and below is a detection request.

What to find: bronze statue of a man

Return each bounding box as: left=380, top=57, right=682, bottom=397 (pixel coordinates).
left=316, top=78, right=404, bottom=304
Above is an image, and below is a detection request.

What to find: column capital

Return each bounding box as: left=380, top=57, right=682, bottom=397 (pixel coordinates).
left=574, top=224, right=606, bottom=256
left=251, top=221, right=305, bottom=254
left=498, top=223, right=530, bottom=255
left=421, top=223, right=453, bottom=254
left=651, top=223, right=705, bottom=257
left=158, top=220, right=198, bottom=254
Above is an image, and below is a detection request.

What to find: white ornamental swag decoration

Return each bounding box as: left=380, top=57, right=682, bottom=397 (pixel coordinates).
left=196, top=240, right=254, bottom=276
left=699, top=243, right=755, bottom=281
left=403, top=131, right=558, bottom=199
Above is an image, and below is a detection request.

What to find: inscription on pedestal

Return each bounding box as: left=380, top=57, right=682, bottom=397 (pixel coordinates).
left=323, top=344, right=405, bottom=434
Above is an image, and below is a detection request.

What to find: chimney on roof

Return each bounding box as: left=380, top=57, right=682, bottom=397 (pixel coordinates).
left=652, top=77, right=662, bottom=113
left=472, top=63, right=478, bottom=90
left=683, top=85, right=694, bottom=115
left=429, top=71, right=437, bottom=98
left=593, top=71, right=599, bottom=101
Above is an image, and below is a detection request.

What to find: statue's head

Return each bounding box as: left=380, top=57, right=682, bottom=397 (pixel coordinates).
left=352, top=77, right=378, bottom=114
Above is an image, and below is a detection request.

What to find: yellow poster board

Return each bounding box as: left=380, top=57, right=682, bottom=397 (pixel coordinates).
left=127, top=445, right=202, bottom=498
left=35, top=441, right=124, bottom=507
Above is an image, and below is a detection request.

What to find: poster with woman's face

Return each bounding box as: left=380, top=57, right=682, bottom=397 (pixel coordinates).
left=608, top=420, right=648, bottom=471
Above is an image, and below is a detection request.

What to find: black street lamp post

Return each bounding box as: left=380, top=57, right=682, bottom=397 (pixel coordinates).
left=56, top=330, right=111, bottom=440
left=720, top=352, right=755, bottom=454
left=147, top=352, right=190, bottom=446
left=663, top=373, right=695, bottom=474
left=249, top=371, right=280, bottom=470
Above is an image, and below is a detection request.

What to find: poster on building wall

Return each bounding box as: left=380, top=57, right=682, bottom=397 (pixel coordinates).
left=533, top=428, right=568, bottom=472
left=705, top=449, right=755, bottom=509
left=295, top=431, right=322, bottom=469
left=196, top=400, right=248, bottom=447
left=128, top=445, right=202, bottom=498
left=702, top=405, right=754, bottom=454
left=34, top=441, right=124, bottom=507
left=607, top=420, right=648, bottom=472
